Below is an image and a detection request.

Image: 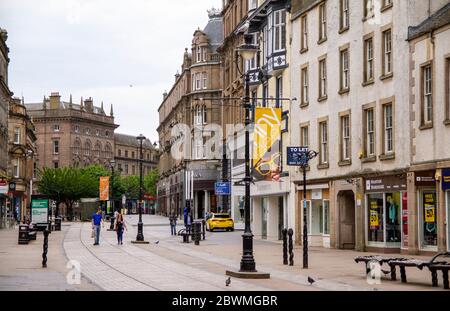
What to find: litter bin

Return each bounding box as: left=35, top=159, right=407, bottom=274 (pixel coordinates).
left=109, top=216, right=115, bottom=231
left=193, top=221, right=202, bottom=245
left=18, top=224, right=29, bottom=245
left=55, top=217, right=62, bottom=231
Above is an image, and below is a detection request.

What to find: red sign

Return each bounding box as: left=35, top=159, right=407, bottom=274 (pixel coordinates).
left=144, top=194, right=156, bottom=200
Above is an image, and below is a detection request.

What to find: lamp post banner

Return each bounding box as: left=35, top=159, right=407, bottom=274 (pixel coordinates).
left=252, top=107, right=282, bottom=182
left=99, top=176, right=110, bottom=201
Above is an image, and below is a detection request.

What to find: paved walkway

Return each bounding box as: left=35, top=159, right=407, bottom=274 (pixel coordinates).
left=124, top=215, right=445, bottom=291
left=0, top=225, right=98, bottom=291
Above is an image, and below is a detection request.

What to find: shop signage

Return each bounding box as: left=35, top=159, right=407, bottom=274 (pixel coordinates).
left=365, top=176, right=407, bottom=193
left=215, top=182, right=231, bottom=196
left=31, top=198, right=49, bottom=224
left=311, top=189, right=322, bottom=200
left=286, top=147, right=309, bottom=166
left=0, top=179, right=7, bottom=194
left=415, top=170, right=436, bottom=187
left=442, top=168, right=450, bottom=191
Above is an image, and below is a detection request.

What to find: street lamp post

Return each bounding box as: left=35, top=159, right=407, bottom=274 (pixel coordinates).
left=132, top=134, right=149, bottom=244
left=108, top=159, right=116, bottom=231
left=299, top=150, right=319, bottom=269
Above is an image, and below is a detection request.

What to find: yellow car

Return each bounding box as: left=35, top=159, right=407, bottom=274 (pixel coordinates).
left=206, top=213, right=234, bottom=232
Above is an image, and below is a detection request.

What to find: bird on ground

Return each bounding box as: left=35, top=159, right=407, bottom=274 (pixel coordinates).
left=226, top=277, right=231, bottom=287
left=307, top=276, right=315, bottom=285
left=155, top=241, right=159, bottom=244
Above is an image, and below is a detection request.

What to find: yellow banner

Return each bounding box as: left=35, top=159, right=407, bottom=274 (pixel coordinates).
left=99, top=176, right=110, bottom=201
left=253, top=107, right=282, bottom=181
left=424, top=204, right=435, bottom=223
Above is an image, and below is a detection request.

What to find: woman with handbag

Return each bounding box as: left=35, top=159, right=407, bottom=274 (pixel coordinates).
left=114, top=211, right=127, bottom=245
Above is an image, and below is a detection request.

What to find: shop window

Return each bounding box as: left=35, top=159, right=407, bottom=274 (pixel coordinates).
left=368, top=194, right=384, bottom=242
left=420, top=191, right=437, bottom=248
left=323, top=200, right=330, bottom=235
left=367, top=192, right=402, bottom=244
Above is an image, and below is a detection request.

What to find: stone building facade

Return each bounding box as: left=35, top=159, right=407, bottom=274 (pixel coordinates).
left=408, top=3, right=450, bottom=253
left=288, top=0, right=449, bottom=254
left=157, top=10, right=224, bottom=218
left=8, top=98, right=37, bottom=223
left=26, top=92, right=118, bottom=170
left=0, top=28, right=13, bottom=228
left=218, top=0, right=252, bottom=226
left=114, top=133, right=158, bottom=177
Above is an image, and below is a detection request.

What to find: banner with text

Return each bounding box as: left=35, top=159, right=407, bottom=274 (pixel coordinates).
left=99, top=176, right=110, bottom=201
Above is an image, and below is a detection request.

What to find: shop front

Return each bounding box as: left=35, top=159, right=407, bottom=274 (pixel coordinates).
left=297, top=184, right=331, bottom=248
left=365, top=175, right=407, bottom=252
left=251, top=179, right=289, bottom=241
left=415, top=170, right=438, bottom=251
left=442, top=168, right=450, bottom=251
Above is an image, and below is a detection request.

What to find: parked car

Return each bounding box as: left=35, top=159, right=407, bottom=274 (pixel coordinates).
left=206, top=213, right=234, bottom=232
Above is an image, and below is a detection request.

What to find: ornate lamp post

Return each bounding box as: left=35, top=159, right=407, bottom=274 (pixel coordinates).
left=132, top=134, right=149, bottom=244
left=299, top=149, right=319, bottom=269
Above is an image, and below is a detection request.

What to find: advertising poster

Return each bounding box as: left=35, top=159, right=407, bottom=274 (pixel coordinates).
left=424, top=193, right=435, bottom=223
left=370, top=201, right=379, bottom=228
left=99, top=176, right=110, bottom=201
left=252, top=107, right=282, bottom=182
left=31, top=198, right=49, bottom=224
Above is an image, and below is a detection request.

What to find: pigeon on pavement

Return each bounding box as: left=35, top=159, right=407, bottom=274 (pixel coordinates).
left=307, top=276, right=315, bottom=285
left=226, top=277, right=231, bottom=287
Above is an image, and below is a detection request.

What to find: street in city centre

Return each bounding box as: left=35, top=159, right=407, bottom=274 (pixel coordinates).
left=0, top=214, right=445, bottom=292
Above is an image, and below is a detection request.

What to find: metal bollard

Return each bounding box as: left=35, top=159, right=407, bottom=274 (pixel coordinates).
left=42, top=226, right=50, bottom=268
left=288, top=228, right=294, bottom=266
left=193, top=222, right=200, bottom=246
left=202, top=220, right=206, bottom=240
left=282, top=228, right=288, bottom=265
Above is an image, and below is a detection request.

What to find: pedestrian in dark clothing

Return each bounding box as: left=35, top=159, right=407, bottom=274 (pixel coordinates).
left=114, top=212, right=127, bottom=245
left=169, top=214, right=177, bottom=236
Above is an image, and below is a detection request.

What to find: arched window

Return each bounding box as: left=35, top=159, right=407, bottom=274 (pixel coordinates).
left=94, top=141, right=101, bottom=157
left=202, top=105, right=207, bottom=124
left=104, top=143, right=112, bottom=158
left=73, top=139, right=81, bottom=155
left=84, top=140, right=91, bottom=156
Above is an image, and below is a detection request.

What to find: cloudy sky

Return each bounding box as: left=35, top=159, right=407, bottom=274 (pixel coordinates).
left=0, top=0, right=222, bottom=143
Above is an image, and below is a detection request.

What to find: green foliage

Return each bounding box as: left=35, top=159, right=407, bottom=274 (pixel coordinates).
left=144, top=169, right=159, bottom=196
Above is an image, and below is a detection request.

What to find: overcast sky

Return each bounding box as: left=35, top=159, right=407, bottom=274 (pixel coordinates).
left=0, top=0, right=222, bottom=144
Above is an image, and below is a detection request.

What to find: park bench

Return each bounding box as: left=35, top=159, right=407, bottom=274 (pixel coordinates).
left=354, top=255, right=406, bottom=274
left=178, top=228, right=192, bottom=243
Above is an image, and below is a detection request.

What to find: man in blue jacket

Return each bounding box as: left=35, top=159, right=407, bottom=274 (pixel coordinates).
left=92, top=208, right=103, bottom=245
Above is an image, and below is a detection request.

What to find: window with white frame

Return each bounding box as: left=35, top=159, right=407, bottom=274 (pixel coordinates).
left=248, top=0, right=257, bottom=11
left=192, top=73, right=195, bottom=90
left=74, top=125, right=79, bottom=133
left=301, top=67, right=309, bottom=105
left=274, top=9, right=286, bottom=51
left=340, top=48, right=350, bottom=91
left=202, top=72, right=207, bottom=89
left=13, top=158, right=20, bottom=178
left=365, top=108, right=375, bottom=157
left=195, top=73, right=201, bottom=90
left=423, top=65, right=433, bottom=124
left=319, top=121, right=328, bottom=164
left=364, top=37, right=374, bottom=82
left=301, top=126, right=309, bottom=148
left=364, top=0, right=374, bottom=19
left=53, top=124, right=60, bottom=132
left=196, top=46, right=201, bottom=63
left=341, top=115, right=351, bottom=161
left=14, top=127, right=20, bottom=144
left=53, top=140, right=59, bottom=155
left=301, top=15, right=308, bottom=51
left=319, top=3, right=327, bottom=42
left=319, top=58, right=327, bottom=98
left=340, top=0, right=349, bottom=30
left=383, top=29, right=392, bottom=76
left=383, top=104, right=394, bottom=153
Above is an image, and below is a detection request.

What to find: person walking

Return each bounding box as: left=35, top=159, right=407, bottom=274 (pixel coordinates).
left=114, top=211, right=127, bottom=245
left=92, top=208, right=104, bottom=246
left=169, top=214, right=177, bottom=236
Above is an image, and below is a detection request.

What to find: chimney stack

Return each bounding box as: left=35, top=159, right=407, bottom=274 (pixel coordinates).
left=49, top=92, right=61, bottom=109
